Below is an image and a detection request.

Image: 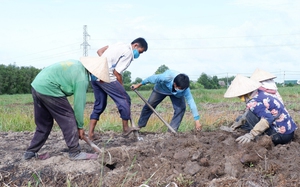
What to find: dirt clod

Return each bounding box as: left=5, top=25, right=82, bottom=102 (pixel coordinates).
left=1, top=128, right=300, bottom=186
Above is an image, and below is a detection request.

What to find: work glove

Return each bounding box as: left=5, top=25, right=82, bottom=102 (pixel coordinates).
left=230, top=109, right=249, bottom=130
left=236, top=118, right=269, bottom=144
left=230, top=120, right=244, bottom=130
left=236, top=133, right=255, bottom=144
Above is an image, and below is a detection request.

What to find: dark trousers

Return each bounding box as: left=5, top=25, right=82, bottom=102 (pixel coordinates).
left=238, top=110, right=294, bottom=145
left=90, top=81, right=131, bottom=120
left=138, top=90, right=186, bottom=131
left=27, top=88, right=80, bottom=155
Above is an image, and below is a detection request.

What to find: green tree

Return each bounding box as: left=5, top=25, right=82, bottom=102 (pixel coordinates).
left=197, top=73, right=220, bottom=89
left=155, top=65, right=169, bottom=74
left=132, top=77, right=142, bottom=84
left=218, top=76, right=235, bottom=87
left=212, top=76, right=220, bottom=89
left=190, top=81, right=204, bottom=90
left=197, top=73, right=210, bottom=89
left=0, top=63, right=40, bottom=94
left=122, top=70, right=131, bottom=84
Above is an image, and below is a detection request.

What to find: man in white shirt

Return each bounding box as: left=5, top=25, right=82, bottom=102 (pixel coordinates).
left=88, top=37, right=148, bottom=140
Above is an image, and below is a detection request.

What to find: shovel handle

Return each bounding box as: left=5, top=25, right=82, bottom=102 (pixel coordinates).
left=82, top=136, right=102, bottom=153
left=132, top=88, right=176, bottom=134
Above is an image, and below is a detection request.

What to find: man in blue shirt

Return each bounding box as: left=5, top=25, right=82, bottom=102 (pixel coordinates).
left=131, top=70, right=202, bottom=132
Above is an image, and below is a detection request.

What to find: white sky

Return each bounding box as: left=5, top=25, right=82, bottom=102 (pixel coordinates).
left=0, top=0, right=299, bottom=83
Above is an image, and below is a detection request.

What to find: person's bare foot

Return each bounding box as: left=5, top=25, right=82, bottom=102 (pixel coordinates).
left=88, top=133, right=101, bottom=141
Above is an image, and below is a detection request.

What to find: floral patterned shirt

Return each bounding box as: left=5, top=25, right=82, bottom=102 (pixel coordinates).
left=246, top=90, right=297, bottom=134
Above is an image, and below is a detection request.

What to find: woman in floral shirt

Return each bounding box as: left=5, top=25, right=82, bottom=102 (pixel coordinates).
left=244, top=89, right=297, bottom=145
left=224, top=74, right=297, bottom=145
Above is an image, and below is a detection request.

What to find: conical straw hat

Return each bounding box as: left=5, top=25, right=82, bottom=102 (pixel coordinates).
left=80, top=56, right=110, bottom=83
left=250, top=68, right=276, bottom=82
left=224, top=74, right=261, bottom=98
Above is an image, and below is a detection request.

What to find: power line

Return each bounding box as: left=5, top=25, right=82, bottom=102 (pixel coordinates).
left=10, top=26, right=91, bottom=65
left=90, top=33, right=300, bottom=41
left=150, top=43, right=300, bottom=50
left=16, top=49, right=82, bottom=64
left=8, top=31, right=300, bottom=61
left=13, top=42, right=81, bottom=59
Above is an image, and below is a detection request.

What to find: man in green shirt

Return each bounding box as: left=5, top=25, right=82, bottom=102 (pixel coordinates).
left=24, top=58, right=109, bottom=160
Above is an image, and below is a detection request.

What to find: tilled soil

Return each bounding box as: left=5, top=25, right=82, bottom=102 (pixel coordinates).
left=1, top=127, right=300, bottom=187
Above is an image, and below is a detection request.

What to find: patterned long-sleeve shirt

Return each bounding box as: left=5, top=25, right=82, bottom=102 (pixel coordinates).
left=246, top=90, right=297, bottom=134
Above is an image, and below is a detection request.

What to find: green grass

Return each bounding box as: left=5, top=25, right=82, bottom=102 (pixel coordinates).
left=0, top=94, right=35, bottom=131
left=1, top=86, right=300, bottom=132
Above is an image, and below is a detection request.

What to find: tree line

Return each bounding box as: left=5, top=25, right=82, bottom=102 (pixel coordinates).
left=0, top=63, right=41, bottom=94
left=0, top=63, right=235, bottom=95
left=122, top=65, right=235, bottom=91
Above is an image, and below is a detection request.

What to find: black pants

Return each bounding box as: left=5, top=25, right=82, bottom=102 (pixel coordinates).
left=138, top=89, right=186, bottom=131
left=237, top=110, right=294, bottom=145
left=26, top=88, right=81, bottom=155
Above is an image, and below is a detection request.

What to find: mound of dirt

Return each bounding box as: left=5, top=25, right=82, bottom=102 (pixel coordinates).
left=1, top=127, right=300, bottom=187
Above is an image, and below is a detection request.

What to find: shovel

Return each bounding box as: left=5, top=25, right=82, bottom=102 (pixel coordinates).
left=219, top=125, right=235, bottom=133
left=82, top=136, right=103, bottom=153
left=129, top=118, right=144, bottom=141
left=132, top=88, right=177, bottom=134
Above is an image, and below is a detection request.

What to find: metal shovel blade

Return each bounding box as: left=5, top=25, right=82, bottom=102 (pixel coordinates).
left=130, top=119, right=144, bottom=141
left=219, top=125, right=235, bottom=133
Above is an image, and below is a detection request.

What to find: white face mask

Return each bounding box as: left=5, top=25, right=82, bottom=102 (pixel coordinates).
left=175, top=87, right=185, bottom=94
left=174, top=87, right=182, bottom=91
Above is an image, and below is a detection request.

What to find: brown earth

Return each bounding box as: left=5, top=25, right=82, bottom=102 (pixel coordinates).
left=1, top=103, right=300, bottom=187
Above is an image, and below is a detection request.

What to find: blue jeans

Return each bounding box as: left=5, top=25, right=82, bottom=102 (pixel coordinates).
left=138, top=89, right=186, bottom=131
left=90, top=81, right=131, bottom=120
left=237, top=110, right=294, bottom=145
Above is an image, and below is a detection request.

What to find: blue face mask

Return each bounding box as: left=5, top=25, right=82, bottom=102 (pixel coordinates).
left=133, top=49, right=140, bottom=59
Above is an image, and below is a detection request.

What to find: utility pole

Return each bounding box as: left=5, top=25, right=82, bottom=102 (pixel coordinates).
left=226, top=73, right=228, bottom=88
left=80, top=25, right=90, bottom=56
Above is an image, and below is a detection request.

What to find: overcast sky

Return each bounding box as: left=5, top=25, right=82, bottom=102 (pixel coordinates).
left=1, top=0, right=299, bottom=83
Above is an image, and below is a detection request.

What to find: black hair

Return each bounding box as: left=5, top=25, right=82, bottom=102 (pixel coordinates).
left=174, top=74, right=190, bottom=90
left=131, top=37, right=148, bottom=51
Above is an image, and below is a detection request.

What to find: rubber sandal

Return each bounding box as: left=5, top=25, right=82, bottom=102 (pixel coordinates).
left=38, top=152, right=50, bottom=160
left=122, top=127, right=140, bottom=137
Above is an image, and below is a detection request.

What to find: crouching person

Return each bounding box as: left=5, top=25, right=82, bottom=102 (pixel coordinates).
left=230, top=68, right=284, bottom=130
left=24, top=57, right=109, bottom=160
left=224, top=74, right=297, bottom=145
left=131, top=69, right=202, bottom=132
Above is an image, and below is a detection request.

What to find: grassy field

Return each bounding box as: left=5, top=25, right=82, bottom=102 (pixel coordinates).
left=0, top=86, right=299, bottom=133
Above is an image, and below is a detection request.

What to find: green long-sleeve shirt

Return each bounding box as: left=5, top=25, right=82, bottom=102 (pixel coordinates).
left=31, top=60, right=89, bottom=128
